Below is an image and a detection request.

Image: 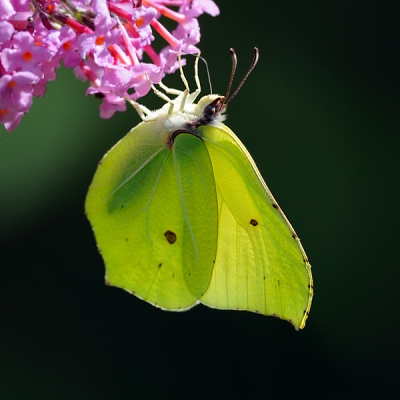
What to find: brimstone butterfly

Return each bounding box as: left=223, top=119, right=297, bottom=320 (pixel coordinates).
left=85, top=49, right=313, bottom=329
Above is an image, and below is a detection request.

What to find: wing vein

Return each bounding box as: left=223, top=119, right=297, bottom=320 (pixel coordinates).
left=108, top=147, right=165, bottom=198
left=174, top=153, right=198, bottom=267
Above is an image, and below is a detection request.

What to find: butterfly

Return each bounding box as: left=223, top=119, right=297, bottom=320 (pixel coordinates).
left=85, top=48, right=313, bottom=329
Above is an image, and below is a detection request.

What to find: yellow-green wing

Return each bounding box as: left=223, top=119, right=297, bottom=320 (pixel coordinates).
left=199, top=124, right=313, bottom=329
left=86, top=124, right=218, bottom=310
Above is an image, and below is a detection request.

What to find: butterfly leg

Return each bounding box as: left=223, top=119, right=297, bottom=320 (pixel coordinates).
left=126, top=100, right=153, bottom=121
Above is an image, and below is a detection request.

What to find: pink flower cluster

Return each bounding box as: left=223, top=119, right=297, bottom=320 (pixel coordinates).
left=0, top=0, right=219, bottom=132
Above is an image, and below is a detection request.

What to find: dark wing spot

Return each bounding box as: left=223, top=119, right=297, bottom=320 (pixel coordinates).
left=121, top=205, right=124, bottom=208
left=188, top=271, right=191, bottom=276
left=272, top=203, right=279, bottom=209
left=263, top=276, right=266, bottom=280
left=172, top=273, right=175, bottom=278
left=125, top=237, right=128, bottom=241
left=164, top=230, right=177, bottom=244
left=277, top=280, right=280, bottom=286
left=158, top=263, right=162, bottom=268
left=250, top=219, right=258, bottom=226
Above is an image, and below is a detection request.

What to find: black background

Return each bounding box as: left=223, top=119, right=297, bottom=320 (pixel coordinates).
left=1, top=1, right=399, bottom=398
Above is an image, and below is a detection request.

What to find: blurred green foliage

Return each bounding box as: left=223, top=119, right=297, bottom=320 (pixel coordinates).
left=1, top=1, right=399, bottom=398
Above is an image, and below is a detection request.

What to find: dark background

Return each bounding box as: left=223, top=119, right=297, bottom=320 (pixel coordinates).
left=1, top=1, right=399, bottom=398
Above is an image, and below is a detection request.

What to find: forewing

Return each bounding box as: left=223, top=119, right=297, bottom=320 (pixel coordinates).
left=199, top=125, right=313, bottom=329
left=85, top=123, right=218, bottom=310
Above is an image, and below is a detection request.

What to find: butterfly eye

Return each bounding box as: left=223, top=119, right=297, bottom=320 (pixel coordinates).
left=203, top=104, right=216, bottom=115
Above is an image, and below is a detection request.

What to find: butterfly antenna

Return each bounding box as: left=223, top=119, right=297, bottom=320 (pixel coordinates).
left=225, top=47, right=259, bottom=107
left=224, top=48, right=237, bottom=100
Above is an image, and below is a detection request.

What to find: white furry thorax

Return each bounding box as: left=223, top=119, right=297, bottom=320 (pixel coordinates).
left=142, top=91, right=227, bottom=144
